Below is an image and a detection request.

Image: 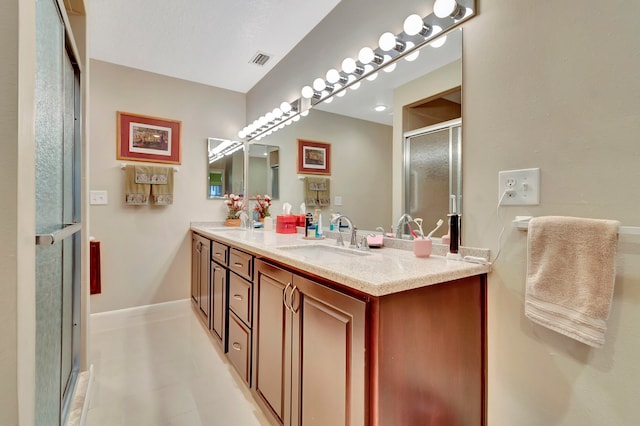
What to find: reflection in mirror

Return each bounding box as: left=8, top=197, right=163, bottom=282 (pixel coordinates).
left=248, top=29, right=462, bottom=234
left=207, top=138, right=244, bottom=199
left=248, top=144, right=280, bottom=199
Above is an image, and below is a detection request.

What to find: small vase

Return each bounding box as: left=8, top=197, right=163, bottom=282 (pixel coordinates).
left=225, top=218, right=241, bottom=227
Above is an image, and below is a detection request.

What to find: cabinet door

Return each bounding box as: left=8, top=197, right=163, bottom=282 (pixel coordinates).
left=199, top=239, right=211, bottom=323
left=191, top=237, right=199, bottom=303
left=253, top=260, right=294, bottom=426
left=211, top=261, right=226, bottom=341
left=290, top=275, right=366, bottom=426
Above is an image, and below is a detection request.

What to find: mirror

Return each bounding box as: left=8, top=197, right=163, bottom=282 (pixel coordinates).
left=248, top=144, right=280, bottom=199
left=247, top=30, right=462, bottom=235
left=207, top=138, right=244, bottom=199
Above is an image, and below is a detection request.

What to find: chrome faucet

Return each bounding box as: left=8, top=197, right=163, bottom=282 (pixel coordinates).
left=395, top=213, right=414, bottom=239
left=330, top=214, right=358, bottom=248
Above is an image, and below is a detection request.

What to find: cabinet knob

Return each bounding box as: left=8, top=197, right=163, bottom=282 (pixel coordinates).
left=233, top=294, right=243, bottom=301
left=233, top=262, right=244, bottom=268
left=232, top=342, right=242, bottom=351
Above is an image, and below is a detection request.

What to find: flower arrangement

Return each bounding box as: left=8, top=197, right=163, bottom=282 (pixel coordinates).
left=253, top=194, right=272, bottom=218
left=224, top=194, right=245, bottom=219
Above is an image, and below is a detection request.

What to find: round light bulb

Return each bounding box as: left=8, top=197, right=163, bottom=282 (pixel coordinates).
left=374, top=105, right=387, bottom=112
left=383, top=55, right=396, bottom=73
left=326, top=68, right=341, bottom=84
left=285, top=119, right=292, bottom=126
left=378, top=32, right=397, bottom=52
left=238, top=130, right=246, bottom=139
left=404, top=41, right=419, bottom=61
left=258, top=116, right=268, bottom=127
left=433, top=0, right=460, bottom=18
left=265, top=112, right=275, bottom=122
left=273, top=107, right=283, bottom=118
left=301, top=85, right=315, bottom=99
left=334, top=83, right=346, bottom=97
left=293, top=114, right=301, bottom=122
left=280, top=101, right=292, bottom=113
left=364, top=64, right=378, bottom=81
left=278, top=123, right=285, bottom=130
left=431, top=29, right=447, bottom=48
left=358, top=47, right=374, bottom=64
left=350, top=81, right=361, bottom=91
left=403, top=14, right=424, bottom=36
left=324, top=96, right=333, bottom=104
left=313, top=77, right=326, bottom=91
left=342, top=57, right=357, bottom=74
left=301, top=110, right=309, bottom=117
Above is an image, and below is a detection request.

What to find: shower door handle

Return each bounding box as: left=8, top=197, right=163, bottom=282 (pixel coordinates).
left=36, top=223, right=82, bottom=245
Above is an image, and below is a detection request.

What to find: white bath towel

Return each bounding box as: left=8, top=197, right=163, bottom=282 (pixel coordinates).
left=525, top=216, right=619, bottom=347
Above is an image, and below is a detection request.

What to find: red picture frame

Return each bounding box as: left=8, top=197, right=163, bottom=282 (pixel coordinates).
left=297, top=139, right=331, bottom=175
left=117, top=111, right=182, bottom=164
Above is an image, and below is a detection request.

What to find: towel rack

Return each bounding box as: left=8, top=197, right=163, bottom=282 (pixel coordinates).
left=513, top=216, right=640, bottom=235
left=120, top=163, right=179, bottom=172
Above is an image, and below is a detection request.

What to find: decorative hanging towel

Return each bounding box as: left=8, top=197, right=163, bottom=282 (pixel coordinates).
left=124, top=165, right=149, bottom=205
left=304, top=177, right=330, bottom=207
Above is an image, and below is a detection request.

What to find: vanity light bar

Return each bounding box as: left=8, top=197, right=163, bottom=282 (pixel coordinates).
left=239, top=0, right=475, bottom=142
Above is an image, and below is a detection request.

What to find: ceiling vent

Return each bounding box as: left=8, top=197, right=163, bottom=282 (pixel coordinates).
left=249, top=51, right=271, bottom=66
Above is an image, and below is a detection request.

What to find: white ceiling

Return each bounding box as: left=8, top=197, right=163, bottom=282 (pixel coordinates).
left=89, top=0, right=342, bottom=93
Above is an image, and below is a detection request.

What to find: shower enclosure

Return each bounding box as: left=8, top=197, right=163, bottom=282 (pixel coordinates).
left=35, top=0, right=82, bottom=423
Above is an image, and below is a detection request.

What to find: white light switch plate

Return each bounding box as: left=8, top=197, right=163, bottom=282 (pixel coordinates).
left=334, top=196, right=343, bottom=206
left=498, top=168, right=540, bottom=205
left=90, top=190, right=108, bottom=205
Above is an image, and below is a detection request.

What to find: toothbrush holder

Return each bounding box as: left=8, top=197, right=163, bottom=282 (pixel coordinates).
left=413, top=238, right=432, bottom=258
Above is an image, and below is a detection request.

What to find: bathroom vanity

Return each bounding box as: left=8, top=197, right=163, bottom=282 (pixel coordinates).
left=190, top=224, right=489, bottom=426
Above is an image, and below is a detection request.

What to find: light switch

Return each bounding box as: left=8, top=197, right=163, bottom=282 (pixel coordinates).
left=334, top=196, right=343, bottom=206
left=90, top=190, right=108, bottom=205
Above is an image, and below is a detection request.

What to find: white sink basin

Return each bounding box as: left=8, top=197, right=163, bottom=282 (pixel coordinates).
left=278, top=244, right=372, bottom=262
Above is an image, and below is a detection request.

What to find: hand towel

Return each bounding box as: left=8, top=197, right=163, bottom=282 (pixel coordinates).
left=149, top=166, right=174, bottom=205
left=124, top=165, right=149, bottom=205
left=525, top=216, right=619, bottom=347
left=304, top=177, right=330, bottom=207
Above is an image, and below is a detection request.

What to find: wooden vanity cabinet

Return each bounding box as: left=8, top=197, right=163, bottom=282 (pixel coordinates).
left=191, top=233, right=211, bottom=326
left=252, top=259, right=366, bottom=426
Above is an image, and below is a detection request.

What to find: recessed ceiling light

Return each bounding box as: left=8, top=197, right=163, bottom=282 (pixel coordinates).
left=374, top=105, right=387, bottom=112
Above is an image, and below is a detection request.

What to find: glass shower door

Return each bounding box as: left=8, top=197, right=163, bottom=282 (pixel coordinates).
left=35, top=0, right=81, bottom=424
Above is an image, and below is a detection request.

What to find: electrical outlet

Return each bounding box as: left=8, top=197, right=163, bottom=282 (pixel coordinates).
left=498, top=168, right=540, bottom=205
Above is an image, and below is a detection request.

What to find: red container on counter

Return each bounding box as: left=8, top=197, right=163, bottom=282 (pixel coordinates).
left=276, top=215, right=298, bottom=234
left=296, top=214, right=306, bottom=227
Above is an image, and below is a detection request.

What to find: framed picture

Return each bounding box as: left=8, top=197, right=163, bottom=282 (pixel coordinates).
left=117, top=112, right=182, bottom=164
left=297, top=139, right=331, bottom=175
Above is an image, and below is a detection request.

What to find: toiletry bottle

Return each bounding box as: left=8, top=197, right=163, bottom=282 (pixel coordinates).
left=329, top=209, right=334, bottom=231
left=304, top=213, right=313, bottom=237
left=315, top=213, right=323, bottom=238
left=448, top=195, right=460, bottom=255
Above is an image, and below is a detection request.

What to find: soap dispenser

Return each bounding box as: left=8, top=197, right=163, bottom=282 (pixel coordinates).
left=446, top=195, right=462, bottom=260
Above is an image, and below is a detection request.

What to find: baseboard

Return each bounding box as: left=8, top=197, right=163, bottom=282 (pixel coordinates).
left=90, top=299, right=191, bottom=333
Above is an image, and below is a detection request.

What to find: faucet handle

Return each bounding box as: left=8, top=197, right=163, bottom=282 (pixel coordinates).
left=349, top=226, right=358, bottom=249
left=359, top=235, right=370, bottom=251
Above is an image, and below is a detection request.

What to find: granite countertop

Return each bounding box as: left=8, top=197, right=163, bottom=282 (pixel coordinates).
left=191, top=222, right=490, bottom=297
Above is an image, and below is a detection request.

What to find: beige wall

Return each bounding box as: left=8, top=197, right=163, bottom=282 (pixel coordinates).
left=247, top=0, right=640, bottom=424
left=89, top=60, right=245, bottom=313
left=252, top=110, right=392, bottom=231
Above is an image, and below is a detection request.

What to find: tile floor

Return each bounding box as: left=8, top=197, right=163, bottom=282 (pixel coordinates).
left=86, top=302, right=270, bottom=425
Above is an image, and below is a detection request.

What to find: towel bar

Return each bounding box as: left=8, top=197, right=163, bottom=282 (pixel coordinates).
left=513, top=216, right=640, bottom=235
left=120, top=163, right=179, bottom=172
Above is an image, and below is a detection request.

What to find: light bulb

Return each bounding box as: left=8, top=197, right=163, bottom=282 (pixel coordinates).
left=238, top=130, right=246, bottom=139
left=342, top=57, right=357, bottom=74
left=433, top=0, right=461, bottom=18
left=313, top=77, right=326, bottom=91
left=403, top=14, right=424, bottom=36
left=326, top=68, right=341, bottom=84
left=273, top=107, right=283, bottom=118
left=285, top=119, right=292, bottom=126
left=374, top=105, right=387, bottom=112
left=265, top=112, right=275, bottom=122
left=334, top=83, right=346, bottom=97
left=364, top=64, right=378, bottom=81
left=358, top=47, right=375, bottom=64
left=404, top=41, right=419, bottom=61
left=258, top=116, right=268, bottom=127
left=383, top=55, right=396, bottom=73
left=301, top=110, right=309, bottom=117
left=280, top=101, right=291, bottom=113
left=350, top=81, right=361, bottom=91
left=379, top=32, right=398, bottom=51
left=324, top=96, right=333, bottom=104
left=293, top=114, right=301, bottom=122
left=430, top=26, right=447, bottom=48
left=301, top=85, right=315, bottom=99
left=278, top=123, right=285, bottom=130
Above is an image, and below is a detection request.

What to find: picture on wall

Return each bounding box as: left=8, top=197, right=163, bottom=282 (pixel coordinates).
left=297, top=139, right=331, bottom=175
left=117, top=111, right=182, bottom=164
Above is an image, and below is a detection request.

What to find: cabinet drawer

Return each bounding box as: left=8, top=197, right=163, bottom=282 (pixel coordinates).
left=228, top=312, right=251, bottom=385
left=229, top=272, right=252, bottom=326
left=211, top=240, right=229, bottom=265
left=229, top=248, right=253, bottom=281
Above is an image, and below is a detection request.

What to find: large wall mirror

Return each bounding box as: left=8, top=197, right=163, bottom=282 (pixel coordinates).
left=207, top=137, right=244, bottom=199
left=246, top=29, right=462, bottom=235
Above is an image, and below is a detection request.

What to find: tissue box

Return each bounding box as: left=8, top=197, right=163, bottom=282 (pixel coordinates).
left=296, top=214, right=306, bottom=227
left=276, top=215, right=298, bottom=234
